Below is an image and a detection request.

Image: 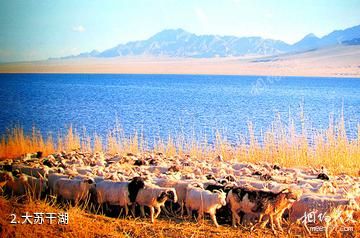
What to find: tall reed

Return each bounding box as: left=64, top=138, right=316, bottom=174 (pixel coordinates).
left=0, top=114, right=359, bottom=175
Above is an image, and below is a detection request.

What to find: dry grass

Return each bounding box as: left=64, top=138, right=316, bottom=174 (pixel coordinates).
left=0, top=196, right=301, bottom=238
left=1, top=196, right=358, bottom=238
left=0, top=114, right=359, bottom=175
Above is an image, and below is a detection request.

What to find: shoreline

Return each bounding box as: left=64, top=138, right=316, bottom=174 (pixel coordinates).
left=1, top=45, right=360, bottom=78
left=0, top=71, right=359, bottom=79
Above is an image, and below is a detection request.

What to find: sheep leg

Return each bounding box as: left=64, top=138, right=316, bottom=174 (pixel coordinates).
left=105, top=202, right=110, bottom=214
left=161, top=205, right=172, bottom=217
left=269, top=215, right=277, bottom=235
left=251, top=214, right=266, bottom=232
left=173, top=203, right=181, bottom=215
left=180, top=202, right=184, bottom=217
left=130, top=204, right=136, bottom=217
left=275, top=214, right=283, bottom=231
left=276, top=218, right=283, bottom=231
left=197, top=210, right=203, bottom=223
left=124, top=205, right=129, bottom=217
left=239, top=211, right=245, bottom=224
left=186, top=206, right=192, bottom=218
left=74, top=195, right=80, bottom=206
left=169, top=202, right=174, bottom=214
left=154, top=206, right=162, bottom=219
left=150, top=207, right=155, bottom=223
left=231, top=210, right=241, bottom=227
left=259, top=214, right=268, bottom=229
left=210, top=212, right=219, bottom=228
left=140, top=205, right=146, bottom=218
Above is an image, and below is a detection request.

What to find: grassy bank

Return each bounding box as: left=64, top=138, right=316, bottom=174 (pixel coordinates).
left=0, top=115, right=359, bottom=175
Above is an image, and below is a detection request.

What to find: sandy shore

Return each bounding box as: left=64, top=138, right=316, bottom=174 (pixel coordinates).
left=1, top=45, right=360, bottom=78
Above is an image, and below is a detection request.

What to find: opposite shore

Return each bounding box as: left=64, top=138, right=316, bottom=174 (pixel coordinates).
left=1, top=45, right=360, bottom=78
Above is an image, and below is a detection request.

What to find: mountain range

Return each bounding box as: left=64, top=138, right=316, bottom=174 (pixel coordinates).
left=57, top=24, right=360, bottom=59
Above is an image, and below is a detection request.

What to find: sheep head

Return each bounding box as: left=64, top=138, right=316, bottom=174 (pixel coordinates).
left=166, top=189, right=177, bottom=203
left=213, top=189, right=227, bottom=206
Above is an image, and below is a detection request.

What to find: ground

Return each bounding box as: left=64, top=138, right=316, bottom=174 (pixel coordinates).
left=1, top=196, right=359, bottom=238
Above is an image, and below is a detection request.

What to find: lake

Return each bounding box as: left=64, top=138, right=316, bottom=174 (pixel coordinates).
left=0, top=74, right=359, bottom=145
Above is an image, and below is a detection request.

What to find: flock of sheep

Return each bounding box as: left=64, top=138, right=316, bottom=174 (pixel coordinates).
left=0, top=151, right=359, bottom=237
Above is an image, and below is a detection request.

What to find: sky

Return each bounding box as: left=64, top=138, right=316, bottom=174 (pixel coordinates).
left=0, top=0, right=360, bottom=62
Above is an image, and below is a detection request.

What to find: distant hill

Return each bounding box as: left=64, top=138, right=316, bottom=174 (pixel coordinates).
left=291, top=33, right=321, bottom=52
left=97, top=29, right=291, bottom=58
left=56, top=24, right=360, bottom=59
left=343, top=38, right=360, bottom=45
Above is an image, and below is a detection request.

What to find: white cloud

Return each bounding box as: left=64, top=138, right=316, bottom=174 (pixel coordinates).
left=72, top=25, right=86, bottom=32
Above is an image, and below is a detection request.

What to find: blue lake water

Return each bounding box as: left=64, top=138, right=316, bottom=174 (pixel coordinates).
left=0, top=74, right=359, bottom=145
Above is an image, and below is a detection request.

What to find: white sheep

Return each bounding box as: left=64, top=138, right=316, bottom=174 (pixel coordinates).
left=12, top=164, right=49, bottom=178
left=134, top=183, right=178, bottom=222
left=2, top=172, right=27, bottom=195
left=95, top=177, right=145, bottom=216
left=226, top=188, right=258, bottom=227
left=2, top=172, right=45, bottom=198
left=47, top=173, right=69, bottom=193
left=54, top=178, right=95, bottom=203
left=23, top=174, right=47, bottom=199
left=96, top=180, right=131, bottom=215
left=290, top=193, right=359, bottom=237
left=290, top=194, right=355, bottom=221
left=185, top=185, right=226, bottom=227
left=153, top=178, right=204, bottom=216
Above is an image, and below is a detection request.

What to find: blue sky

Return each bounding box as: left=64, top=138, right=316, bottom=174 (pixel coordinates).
left=0, top=0, right=360, bottom=62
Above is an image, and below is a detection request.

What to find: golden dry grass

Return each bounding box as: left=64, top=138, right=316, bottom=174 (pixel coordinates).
left=1, top=196, right=359, bottom=238
left=0, top=114, right=359, bottom=175
left=0, top=196, right=301, bottom=238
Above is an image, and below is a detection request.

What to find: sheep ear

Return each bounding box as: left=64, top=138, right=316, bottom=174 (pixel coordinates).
left=85, top=178, right=94, bottom=184
left=157, top=192, right=167, bottom=202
